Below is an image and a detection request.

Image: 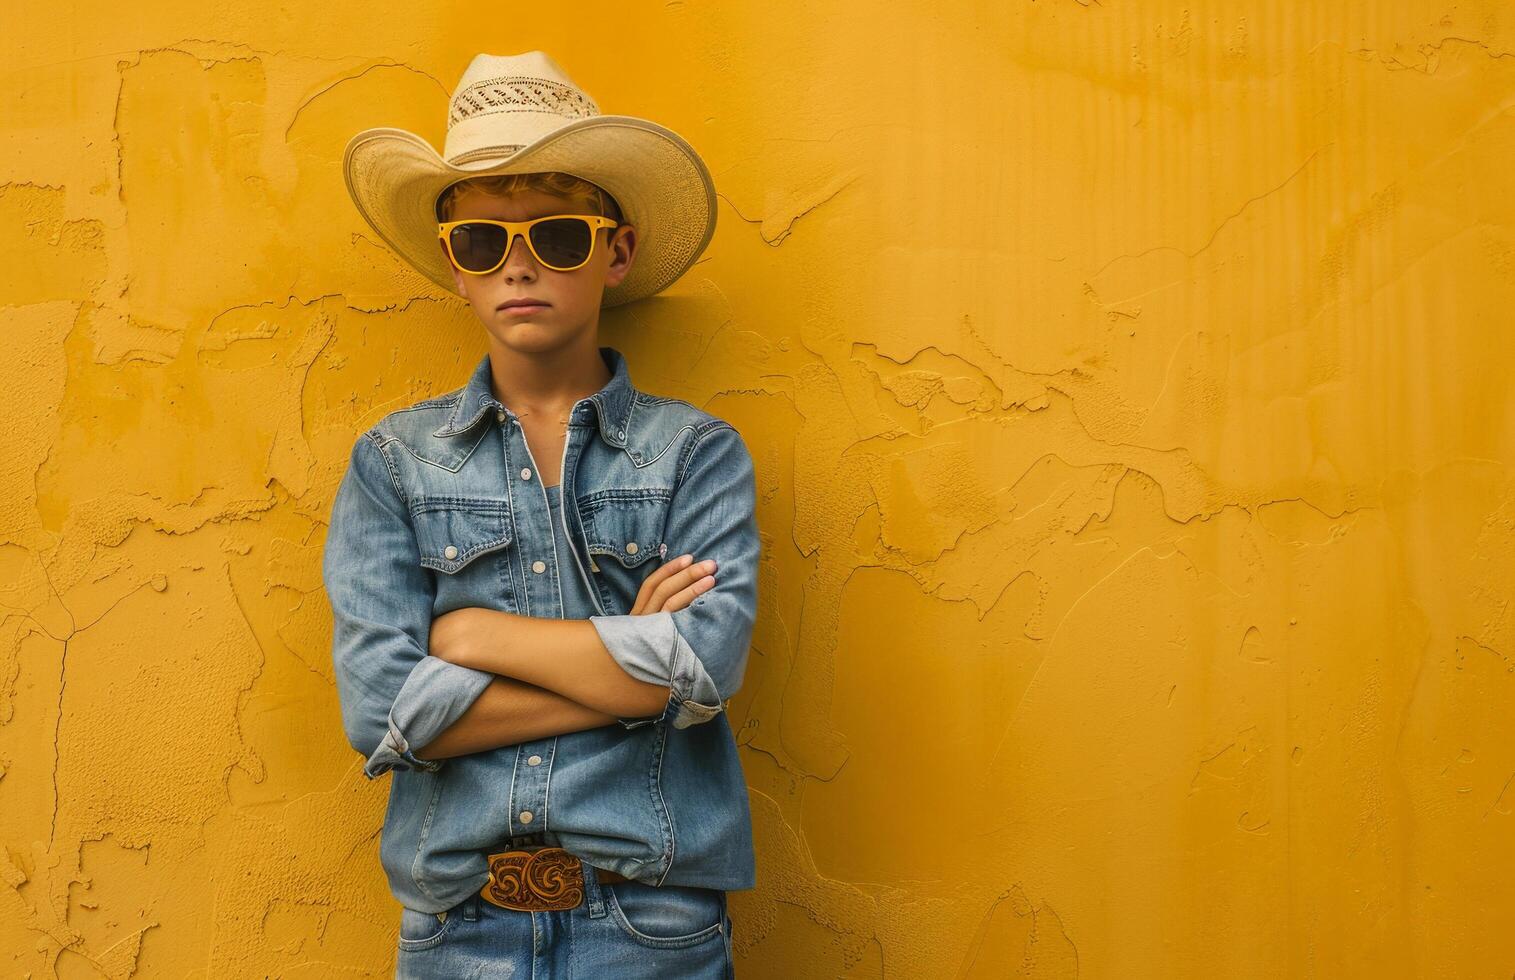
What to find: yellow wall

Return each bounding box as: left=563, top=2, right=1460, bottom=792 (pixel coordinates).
left=4, top=2, right=1515, bottom=976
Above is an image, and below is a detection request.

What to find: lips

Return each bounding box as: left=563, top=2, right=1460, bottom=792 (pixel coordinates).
left=498, top=298, right=550, bottom=311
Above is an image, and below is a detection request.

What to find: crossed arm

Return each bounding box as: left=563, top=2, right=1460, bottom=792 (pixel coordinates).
left=411, top=674, right=612, bottom=761
left=325, top=423, right=759, bottom=778
left=414, top=555, right=718, bottom=761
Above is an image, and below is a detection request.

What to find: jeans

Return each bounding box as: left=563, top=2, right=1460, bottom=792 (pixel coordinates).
left=394, top=863, right=735, bottom=978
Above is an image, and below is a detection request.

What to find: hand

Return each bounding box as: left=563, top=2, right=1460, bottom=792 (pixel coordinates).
left=428, top=607, right=499, bottom=670
left=631, top=553, right=717, bottom=615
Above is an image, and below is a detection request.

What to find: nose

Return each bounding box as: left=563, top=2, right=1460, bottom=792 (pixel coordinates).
left=500, top=232, right=537, bottom=282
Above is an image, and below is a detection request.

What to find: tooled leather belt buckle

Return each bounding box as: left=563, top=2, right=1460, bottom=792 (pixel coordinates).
left=479, top=846, right=586, bottom=911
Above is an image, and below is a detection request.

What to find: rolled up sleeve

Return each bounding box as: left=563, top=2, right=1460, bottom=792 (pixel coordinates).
left=589, top=423, right=761, bottom=730
left=322, top=430, right=495, bottom=777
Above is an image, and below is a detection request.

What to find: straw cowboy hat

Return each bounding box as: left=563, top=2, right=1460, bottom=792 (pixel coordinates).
left=342, top=51, right=717, bottom=308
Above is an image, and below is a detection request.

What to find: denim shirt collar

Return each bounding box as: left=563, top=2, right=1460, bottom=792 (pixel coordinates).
left=431, top=345, right=636, bottom=449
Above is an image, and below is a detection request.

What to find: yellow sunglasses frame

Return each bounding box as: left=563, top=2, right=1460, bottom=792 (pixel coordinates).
left=437, top=214, right=620, bottom=274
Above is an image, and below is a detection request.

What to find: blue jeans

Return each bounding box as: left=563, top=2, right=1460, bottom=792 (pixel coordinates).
left=394, top=864, right=735, bottom=978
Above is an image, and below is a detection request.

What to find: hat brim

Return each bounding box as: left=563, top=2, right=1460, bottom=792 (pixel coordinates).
left=343, top=115, right=716, bottom=308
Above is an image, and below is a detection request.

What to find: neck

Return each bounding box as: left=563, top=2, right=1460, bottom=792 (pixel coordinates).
left=486, top=338, right=612, bottom=420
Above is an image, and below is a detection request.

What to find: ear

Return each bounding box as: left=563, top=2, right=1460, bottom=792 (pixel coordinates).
left=603, top=224, right=637, bottom=289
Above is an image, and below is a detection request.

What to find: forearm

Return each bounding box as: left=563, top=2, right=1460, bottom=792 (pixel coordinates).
left=413, top=675, right=618, bottom=761
left=436, top=609, right=673, bottom=718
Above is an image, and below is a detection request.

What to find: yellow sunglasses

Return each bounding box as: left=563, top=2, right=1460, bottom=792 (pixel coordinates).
left=437, top=214, right=620, bottom=274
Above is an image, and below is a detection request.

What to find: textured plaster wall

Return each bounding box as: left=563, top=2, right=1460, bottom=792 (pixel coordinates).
left=3, top=1, right=1515, bottom=977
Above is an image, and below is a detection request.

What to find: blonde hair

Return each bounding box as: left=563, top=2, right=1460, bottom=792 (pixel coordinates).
left=435, top=171, right=624, bottom=225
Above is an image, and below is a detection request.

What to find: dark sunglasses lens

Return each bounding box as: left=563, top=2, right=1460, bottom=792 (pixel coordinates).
left=449, top=223, right=509, bottom=272
left=529, top=218, right=594, bottom=269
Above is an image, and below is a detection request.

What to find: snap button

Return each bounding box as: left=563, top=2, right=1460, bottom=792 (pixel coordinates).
left=527, top=754, right=542, bottom=766
left=443, top=545, right=459, bottom=560
left=519, top=810, right=533, bottom=823
left=625, top=542, right=639, bottom=555
left=496, top=409, right=506, bottom=422
left=520, top=467, right=532, bottom=481
left=532, top=560, right=546, bottom=574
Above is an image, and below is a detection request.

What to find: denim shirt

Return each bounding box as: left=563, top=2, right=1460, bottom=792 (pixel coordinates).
left=321, top=345, right=759, bottom=912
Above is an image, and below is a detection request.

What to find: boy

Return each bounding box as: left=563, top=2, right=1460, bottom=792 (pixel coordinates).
left=324, top=51, right=759, bottom=978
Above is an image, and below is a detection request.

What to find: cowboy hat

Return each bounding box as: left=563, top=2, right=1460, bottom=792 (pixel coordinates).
left=342, top=51, right=717, bottom=308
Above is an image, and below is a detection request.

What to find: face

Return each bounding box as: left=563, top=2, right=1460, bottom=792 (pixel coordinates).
left=443, top=185, right=637, bottom=355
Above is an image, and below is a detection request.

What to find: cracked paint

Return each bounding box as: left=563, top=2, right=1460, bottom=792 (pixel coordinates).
left=3, top=3, right=1515, bottom=978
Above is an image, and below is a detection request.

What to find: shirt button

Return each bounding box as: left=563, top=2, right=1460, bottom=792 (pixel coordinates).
left=532, top=560, right=547, bottom=574
left=443, top=545, right=459, bottom=560
left=520, top=467, right=532, bottom=481
left=496, top=409, right=506, bottom=422
left=527, top=754, right=542, bottom=766
left=519, top=810, right=533, bottom=824
left=625, top=542, right=639, bottom=555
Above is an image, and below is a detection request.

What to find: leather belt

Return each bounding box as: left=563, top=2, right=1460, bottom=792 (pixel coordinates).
left=479, top=845, right=632, bottom=912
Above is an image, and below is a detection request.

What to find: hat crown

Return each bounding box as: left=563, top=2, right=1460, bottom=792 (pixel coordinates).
left=443, top=51, right=602, bottom=165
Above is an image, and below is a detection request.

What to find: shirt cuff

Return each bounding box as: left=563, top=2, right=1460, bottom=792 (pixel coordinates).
left=362, top=656, right=495, bottom=778
left=588, top=611, right=726, bottom=730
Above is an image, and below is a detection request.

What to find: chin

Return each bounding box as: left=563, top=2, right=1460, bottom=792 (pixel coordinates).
left=484, top=323, right=577, bottom=351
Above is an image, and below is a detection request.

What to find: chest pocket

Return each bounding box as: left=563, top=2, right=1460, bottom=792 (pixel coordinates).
left=410, top=498, right=512, bottom=573
left=581, top=493, right=670, bottom=572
